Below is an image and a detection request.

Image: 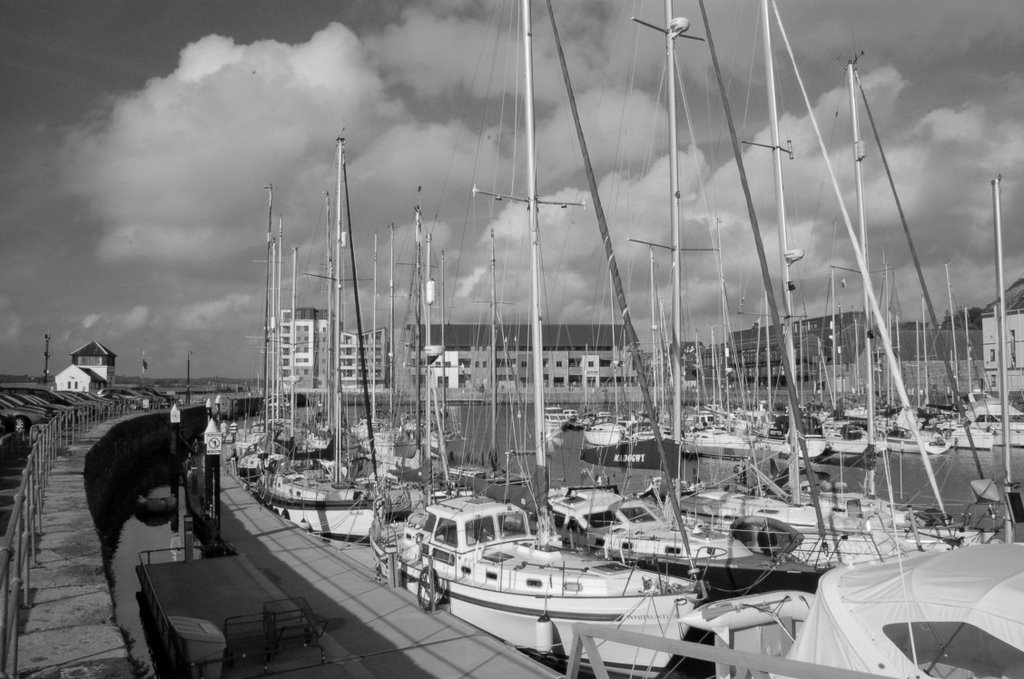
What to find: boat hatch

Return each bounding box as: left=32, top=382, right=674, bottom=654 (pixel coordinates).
left=481, top=552, right=515, bottom=564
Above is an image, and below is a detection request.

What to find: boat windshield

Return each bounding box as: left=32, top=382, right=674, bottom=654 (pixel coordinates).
left=497, top=511, right=530, bottom=539
left=620, top=506, right=658, bottom=523
left=884, top=621, right=1024, bottom=679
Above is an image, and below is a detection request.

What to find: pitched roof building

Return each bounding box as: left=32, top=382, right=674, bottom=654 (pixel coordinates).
left=68, top=341, right=117, bottom=384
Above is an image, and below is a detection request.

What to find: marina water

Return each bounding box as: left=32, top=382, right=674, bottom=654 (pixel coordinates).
left=108, top=403, right=1021, bottom=676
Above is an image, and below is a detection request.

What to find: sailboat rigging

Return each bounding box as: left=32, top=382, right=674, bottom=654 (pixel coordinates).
left=369, top=2, right=706, bottom=674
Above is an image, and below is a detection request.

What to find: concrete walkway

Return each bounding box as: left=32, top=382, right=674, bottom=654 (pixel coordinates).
left=216, top=471, right=560, bottom=678
left=18, top=420, right=136, bottom=679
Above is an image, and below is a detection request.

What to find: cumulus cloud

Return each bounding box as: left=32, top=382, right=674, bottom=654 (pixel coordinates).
left=80, top=306, right=150, bottom=336
left=63, top=24, right=400, bottom=264
left=177, top=294, right=257, bottom=330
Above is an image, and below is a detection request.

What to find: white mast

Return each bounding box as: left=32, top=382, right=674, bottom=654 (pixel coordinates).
left=762, top=0, right=801, bottom=501
left=992, top=175, right=1014, bottom=541
left=945, top=259, right=960, bottom=391
left=665, top=0, right=683, bottom=442
left=335, top=138, right=344, bottom=470
left=848, top=61, right=875, bottom=451
left=372, top=234, right=378, bottom=415
left=325, top=191, right=334, bottom=433
left=290, top=245, right=298, bottom=436
left=522, top=0, right=549, bottom=532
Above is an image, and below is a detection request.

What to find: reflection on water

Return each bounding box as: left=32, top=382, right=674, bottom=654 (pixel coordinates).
left=109, top=486, right=182, bottom=679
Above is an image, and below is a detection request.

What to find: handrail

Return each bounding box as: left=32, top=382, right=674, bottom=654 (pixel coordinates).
left=0, top=397, right=131, bottom=677
left=567, top=622, right=882, bottom=679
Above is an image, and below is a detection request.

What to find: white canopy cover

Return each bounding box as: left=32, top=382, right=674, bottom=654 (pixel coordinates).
left=787, top=543, right=1024, bottom=678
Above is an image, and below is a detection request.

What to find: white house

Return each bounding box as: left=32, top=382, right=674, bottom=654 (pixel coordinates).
left=54, top=364, right=108, bottom=392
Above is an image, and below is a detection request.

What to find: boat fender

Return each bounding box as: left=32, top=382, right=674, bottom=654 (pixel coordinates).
left=535, top=613, right=554, bottom=653
left=417, top=566, right=444, bottom=611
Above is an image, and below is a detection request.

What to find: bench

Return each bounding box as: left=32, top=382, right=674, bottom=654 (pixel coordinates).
left=223, top=597, right=327, bottom=672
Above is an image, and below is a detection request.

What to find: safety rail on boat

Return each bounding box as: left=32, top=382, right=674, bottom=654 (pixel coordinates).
left=566, top=623, right=882, bottom=679
left=0, top=399, right=133, bottom=678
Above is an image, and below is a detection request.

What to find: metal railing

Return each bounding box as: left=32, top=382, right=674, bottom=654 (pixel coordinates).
left=566, top=623, right=882, bottom=679
left=0, top=399, right=132, bottom=678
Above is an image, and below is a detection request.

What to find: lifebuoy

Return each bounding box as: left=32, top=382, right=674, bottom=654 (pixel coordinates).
left=417, top=566, right=444, bottom=611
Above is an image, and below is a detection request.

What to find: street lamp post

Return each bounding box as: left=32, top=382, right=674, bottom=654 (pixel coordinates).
left=186, top=350, right=192, bottom=405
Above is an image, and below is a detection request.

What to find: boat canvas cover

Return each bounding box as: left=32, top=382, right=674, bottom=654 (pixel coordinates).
left=787, top=544, right=1024, bottom=677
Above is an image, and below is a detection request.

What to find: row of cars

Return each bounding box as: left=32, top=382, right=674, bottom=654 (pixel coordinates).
left=0, top=385, right=173, bottom=436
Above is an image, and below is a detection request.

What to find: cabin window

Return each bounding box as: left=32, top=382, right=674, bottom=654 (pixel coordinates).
left=435, top=518, right=458, bottom=546
left=585, top=510, right=618, bottom=529
left=884, top=621, right=1024, bottom=679
left=497, top=512, right=528, bottom=539
left=620, top=506, right=656, bottom=523
left=486, top=571, right=497, bottom=580
left=465, top=516, right=496, bottom=546
left=526, top=579, right=543, bottom=588
left=665, top=546, right=681, bottom=555
left=421, top=514, right=437, bottom=535
left=552, top=512, right=566, bottom=529
left=431, top=548, right=455, bottom=566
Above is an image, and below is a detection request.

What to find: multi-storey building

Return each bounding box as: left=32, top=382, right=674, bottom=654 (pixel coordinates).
left=714, top=310, right=984, bottom=405
left=982, top=305, right=1024, bottom=393
left=280, top=307, right=388, bottom=392
left=400, top=323, right=638, bottom=391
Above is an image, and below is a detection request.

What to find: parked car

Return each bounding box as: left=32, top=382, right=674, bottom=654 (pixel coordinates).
left=130, top=386, right=174, bottom=407
left=0, top=393, right=56, bottom=431
left=97, top=387, right=150, bottom=408
left=1, top=386, right=81, bottom=411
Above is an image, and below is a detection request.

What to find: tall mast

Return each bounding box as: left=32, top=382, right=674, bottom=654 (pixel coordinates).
left=290, top=245, right=298, bottom=436
left=490, top=228, right=498, bottom=468
left=334, top=138, right=344, bottom=477
left=262, top=184, right=273, bottom=435
left=993, top=175, right=1013, bottom=541
left=372, top=234, right=378, bottom=415
left=424, top=224, right=434, bottom=497
left=665, top=0, right=683, bottom=441
left=848, top=60, right=875, bottom=450
left=389, top=223, right=396, bottom=418
left=276, top=216, right=283, bottom=425
left=945, top=259, right=959, bottom=391
left=324, top=191, right=333, bottom=423
left=522, top=0, right=549, bottom=528
left=762, top=0, right=801, bottom=501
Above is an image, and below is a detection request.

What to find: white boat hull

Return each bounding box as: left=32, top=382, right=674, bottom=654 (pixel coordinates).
left=387, top=554, right=689, bottom=675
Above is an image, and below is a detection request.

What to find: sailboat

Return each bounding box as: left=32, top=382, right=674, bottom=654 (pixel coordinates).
left=256, top=139, right=423, bottom=541
left=370, top=2, right=706, bottom=674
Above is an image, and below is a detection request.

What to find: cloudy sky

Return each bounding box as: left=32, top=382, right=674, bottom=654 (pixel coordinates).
left=2, top=0, right=1022, bottom=380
